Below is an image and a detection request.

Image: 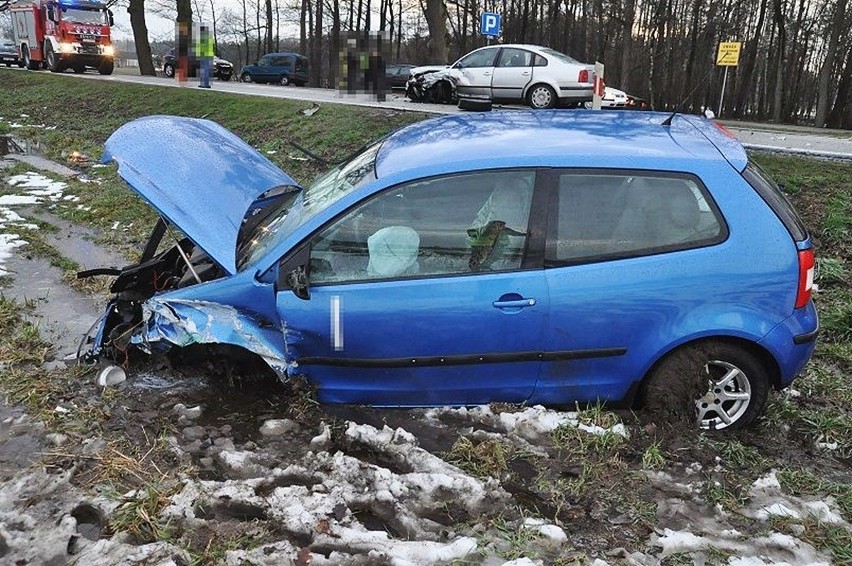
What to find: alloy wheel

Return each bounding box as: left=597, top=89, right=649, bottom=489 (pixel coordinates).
left=695, top=360, right=752, bottom=430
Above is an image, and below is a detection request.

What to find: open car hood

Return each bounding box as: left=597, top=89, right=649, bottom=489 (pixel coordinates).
left=102, top=116, right=298, bottom=275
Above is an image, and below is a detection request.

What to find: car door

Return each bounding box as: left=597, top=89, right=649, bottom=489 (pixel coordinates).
left=534, top=169, right=728, bottom=405
left=254, top=55, right=273, bottom=81
left=275, top=169, right=548, bottom=406
left=491, top=47, right=534, bottom=101
left=452, top=47, right=500, bottom=98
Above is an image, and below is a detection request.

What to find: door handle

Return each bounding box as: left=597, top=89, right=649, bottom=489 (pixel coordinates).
left=493, top=298, right=536, bottom=309
left=521, top=71, right=530, bottom=76
left=483, top=72, right=492, bottom=76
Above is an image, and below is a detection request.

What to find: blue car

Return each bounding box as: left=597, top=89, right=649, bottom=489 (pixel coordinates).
left=83, top=111, right=818, bottom=430
left=238, top=52, right=308, bottom=86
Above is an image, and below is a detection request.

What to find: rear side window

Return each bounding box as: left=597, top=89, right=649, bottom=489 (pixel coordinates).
left=547, top=172, right=727, bottom=264
left=742, top=162, right=808, bottom=241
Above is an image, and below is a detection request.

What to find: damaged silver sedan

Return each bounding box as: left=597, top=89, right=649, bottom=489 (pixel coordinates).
left=406, top=44, right=595, bottom=109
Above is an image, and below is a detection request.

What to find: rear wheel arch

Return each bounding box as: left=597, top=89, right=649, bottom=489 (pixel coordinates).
left=636, top=336, right=781, bottom=429
left=640, top=336, right=782, bottom=395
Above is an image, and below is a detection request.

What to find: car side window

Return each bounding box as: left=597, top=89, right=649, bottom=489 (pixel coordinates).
left=308, top=170, right=536, bottom=284
left=497, top=48, right=532, bottom=67
left=548, top=172, right=725, bottom=264
left=533, top=54, right=548, bottom=67
left=457, top=48, right=499, bottom=69
left=258, top=56, right=271, bottom=67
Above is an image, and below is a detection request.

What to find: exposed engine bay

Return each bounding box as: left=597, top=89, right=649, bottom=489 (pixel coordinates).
left=77, top=218, right=224, bottom=365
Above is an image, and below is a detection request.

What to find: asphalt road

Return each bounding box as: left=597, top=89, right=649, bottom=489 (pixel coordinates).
left=6, top=65, right=852, bottom=159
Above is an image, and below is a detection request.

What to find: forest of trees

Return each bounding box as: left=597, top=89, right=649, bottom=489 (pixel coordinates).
left=2, top=0, right=850, bottom=127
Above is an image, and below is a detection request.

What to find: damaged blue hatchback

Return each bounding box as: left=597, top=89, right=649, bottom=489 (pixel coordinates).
left=81, top=111, right=818, bottom=430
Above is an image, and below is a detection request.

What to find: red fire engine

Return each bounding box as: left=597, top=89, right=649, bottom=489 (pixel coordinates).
left=10, top=0, right=115, bottom=74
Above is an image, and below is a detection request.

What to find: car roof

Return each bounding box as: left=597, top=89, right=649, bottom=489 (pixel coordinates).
left=374, top=110, right=748, bottom=180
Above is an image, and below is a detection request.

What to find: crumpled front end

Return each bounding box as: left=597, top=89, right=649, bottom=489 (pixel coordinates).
left=132, top=298, right=296, bottom=377
left=405, top=69, right=458, bottom=104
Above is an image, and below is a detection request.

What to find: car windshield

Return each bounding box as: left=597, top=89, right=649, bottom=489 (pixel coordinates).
left=539, top=47, right=581, bottom=65
left=237, top=141, right=381, bottom=270
left=61, top=7, right=108, bottom=25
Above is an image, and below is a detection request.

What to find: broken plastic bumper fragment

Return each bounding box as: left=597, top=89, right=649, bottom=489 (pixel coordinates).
left=133, top=298, right=294, bottom=376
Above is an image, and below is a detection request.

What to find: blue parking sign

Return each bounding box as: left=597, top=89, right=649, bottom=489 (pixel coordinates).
left=480, top=12, right=501, bottom=37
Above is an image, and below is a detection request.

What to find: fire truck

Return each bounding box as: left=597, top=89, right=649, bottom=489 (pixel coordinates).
left=10, top=0, right=115, bottom=74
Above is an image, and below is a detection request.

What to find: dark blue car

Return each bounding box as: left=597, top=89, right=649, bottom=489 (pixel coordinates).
left=239, top=52, right=308, bottom=86
left=86, top=111, right=818, bottom=430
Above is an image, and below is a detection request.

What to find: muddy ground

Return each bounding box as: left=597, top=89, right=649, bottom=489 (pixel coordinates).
left=0, top=151, right=850, bottom=565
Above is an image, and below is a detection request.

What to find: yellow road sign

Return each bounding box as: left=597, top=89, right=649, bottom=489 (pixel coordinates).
left=717, top=41, right=742, bottom=66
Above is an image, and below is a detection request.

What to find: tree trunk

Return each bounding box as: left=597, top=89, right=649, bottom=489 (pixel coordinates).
left=827, top=45, right=852, bottom=128
left=732, top=0, right=767, bottom=117
left=128, top=0, right=155, bottom=76
left=300, top=0, right=308, bottom=55
left=265, top=0, right=273, bottom=53
left=814, top=0, right=847, bottom=126
left=329, top=0, right=340, bottom=88
left=771, top=0, right=785, bottom=122
left=310, top=0, right=323, bottom=86
left=425, top=0, right=447, bottom=62
left=619, top=0, right=635, bottom=92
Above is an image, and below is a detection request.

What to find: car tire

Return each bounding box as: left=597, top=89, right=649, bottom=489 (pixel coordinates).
left=279, top=74, right=290, bottom=86
left=428, top=80, right=453, bottom=104
left=163, top=62, right=175, bottom=78
left=241, top=72, right=253, bottom=83
left=73, top=65, right=85, bottom=74
left=45, top=42, right=61, bottom=72
left=23, top=47, right=40, bottom=71
left=218, top=73, right=232, bottom=82
left=458, top=98, right=492, bottom=112
left=528, top=84, right=557, bottom=109
left=98, top=60, right=114, bottom=75
left=642, top=341, right=770, bottom=430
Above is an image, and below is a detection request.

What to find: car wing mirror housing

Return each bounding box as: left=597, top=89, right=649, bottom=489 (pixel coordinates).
left=286, top=266, right=310, bottom=300
left=276, top=243, right=311, bottom=300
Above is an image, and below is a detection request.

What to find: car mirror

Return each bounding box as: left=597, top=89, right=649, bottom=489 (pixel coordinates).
left=108, top=10, right=114, bottom=26
left=286, top=266, right=310, bottom=300
left=276, top=243, right=311, bottom=300
left=46, top=5, right=55, bottom=21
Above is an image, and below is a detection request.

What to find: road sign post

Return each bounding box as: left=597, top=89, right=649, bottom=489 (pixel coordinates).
left=715, top=41, right=741, bottom=118
left=592, top=62, right=605, bottom=110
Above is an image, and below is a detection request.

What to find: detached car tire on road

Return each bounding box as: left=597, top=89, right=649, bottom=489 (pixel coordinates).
left=81, top=111, right=818, bottom=430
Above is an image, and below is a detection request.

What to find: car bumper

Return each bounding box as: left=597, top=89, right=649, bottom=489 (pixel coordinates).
left=0, top=55, right=18, bottom=64
left=758, top=300, right=819, bottom=387
left=558, top=85, right=594, bottom=102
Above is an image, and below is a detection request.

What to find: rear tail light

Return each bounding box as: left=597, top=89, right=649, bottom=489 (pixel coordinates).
left=579, top=69, right=589, bottom=83
left=795, top=248, right=814, bottom=309
left=712, top=121, right=737, bottom=139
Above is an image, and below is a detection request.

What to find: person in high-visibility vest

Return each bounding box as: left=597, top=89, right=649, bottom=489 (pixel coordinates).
left=198, top=24, right=214, bottom=89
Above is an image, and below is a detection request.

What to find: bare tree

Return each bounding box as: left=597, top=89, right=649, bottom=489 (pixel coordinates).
left=814, top=0, right=848, bottom=126
left=127, top=0, right=156, bottom=75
